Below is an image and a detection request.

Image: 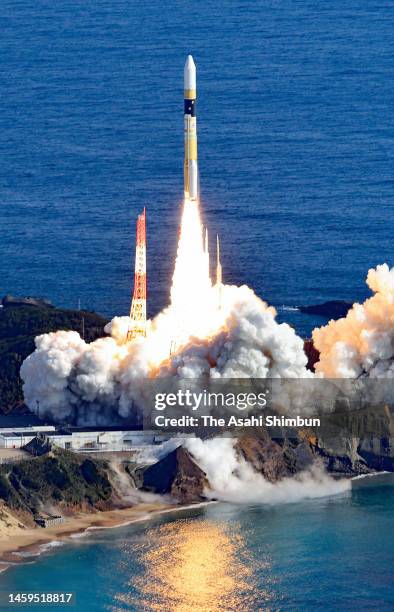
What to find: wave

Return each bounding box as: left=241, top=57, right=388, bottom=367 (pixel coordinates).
left=12, top=540, right=65, bottom=559
left=86, top=501, right=216, bottom=533
left=279, top=305, right=300, bottom=312
left=351, top=471, right=389, bottom=481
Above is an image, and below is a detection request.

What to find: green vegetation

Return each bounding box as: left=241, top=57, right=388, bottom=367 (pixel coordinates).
left=0, top=449, right=113, bottom=516
left=0, top=303, right=107, bottom=413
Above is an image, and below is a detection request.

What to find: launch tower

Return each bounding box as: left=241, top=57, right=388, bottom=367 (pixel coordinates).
left=127, top=208, right=147, bottom=341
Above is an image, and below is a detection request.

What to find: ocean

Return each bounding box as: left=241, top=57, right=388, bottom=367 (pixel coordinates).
left=1, top=1, right=394, bottom=607
left=2, top=0, right=394, bottom=337
left=1, top=475, right=394, bottom=610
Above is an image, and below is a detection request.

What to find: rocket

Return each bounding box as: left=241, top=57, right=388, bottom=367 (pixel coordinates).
left=184, top=55, right=198, bottom=200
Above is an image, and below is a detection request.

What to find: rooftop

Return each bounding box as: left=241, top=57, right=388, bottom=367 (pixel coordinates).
left=0, top=414, right=51, bottom=428
left=0, top=430, right=62, bottom=438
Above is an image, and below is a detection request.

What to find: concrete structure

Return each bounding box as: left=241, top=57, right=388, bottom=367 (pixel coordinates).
left=0, top=425, right=55, bottom=434
left=0, top=426, right=192, bottom=453
left=52, top=429, right=162, bottom=452
left=0, top=448, right=30, bottom=464
left=0, top=429, right=56, bottom=449
left=35, top=515, right=64, bottom=528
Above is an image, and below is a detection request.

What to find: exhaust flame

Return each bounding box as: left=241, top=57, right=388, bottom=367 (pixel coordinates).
left=21, top=197, right=310, bottom=424
left=169, top=199, right=215, bottom=348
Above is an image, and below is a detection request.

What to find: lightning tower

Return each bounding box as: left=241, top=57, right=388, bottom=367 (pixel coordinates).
left=216, top=235, right=223, bottom=309
left=204, top=227, right=210, bottom=279
left=127, top=208, right=147, bottom=341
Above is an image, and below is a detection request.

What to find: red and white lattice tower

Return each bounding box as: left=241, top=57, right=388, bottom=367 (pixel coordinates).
left=127, top=208, right=147, bottom=341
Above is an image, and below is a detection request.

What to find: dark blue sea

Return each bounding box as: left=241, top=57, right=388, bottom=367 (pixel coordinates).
left=1, top=2, right=394, bottom=608
left=1, top=475, right=393, bottom=610
left=2, top=0, right=394, bottom=336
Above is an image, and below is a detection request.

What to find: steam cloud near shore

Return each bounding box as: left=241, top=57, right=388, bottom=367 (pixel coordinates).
left=139, top=437, right=351, bottom=503
left=184, top=438, right=351, bottom=503
left=313, top=264, right=394, bottom=378
left=21, top=263, right=394, bottom=425
left=18, top=197, right=394, bottom=504
left=20, top=283, right=310, bottom=425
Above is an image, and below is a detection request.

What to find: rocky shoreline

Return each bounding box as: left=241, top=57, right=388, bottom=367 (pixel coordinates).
left=135, top=416, right=394, bottom=502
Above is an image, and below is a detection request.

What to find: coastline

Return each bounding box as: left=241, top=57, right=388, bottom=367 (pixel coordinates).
left=1, top=473, right=392, bottom=575
left=0, top=500, right=214, bottom=573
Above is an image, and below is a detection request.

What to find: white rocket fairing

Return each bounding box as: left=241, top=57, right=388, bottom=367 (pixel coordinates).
left=184, top=55, right=198, bottom=200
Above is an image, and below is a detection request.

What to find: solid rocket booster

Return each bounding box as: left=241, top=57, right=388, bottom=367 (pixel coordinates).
left=184, top=55, right=198, bottom=200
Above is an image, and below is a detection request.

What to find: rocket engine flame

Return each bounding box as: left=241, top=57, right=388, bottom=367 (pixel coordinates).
left=170, top=198, right=214, bottom=347
left=20, top=193, right=311, bottom=425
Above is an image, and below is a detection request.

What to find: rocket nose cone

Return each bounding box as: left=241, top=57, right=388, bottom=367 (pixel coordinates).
left=185, top=55, right=195, bottom=68
left=184, top=55, right=196, bottom=90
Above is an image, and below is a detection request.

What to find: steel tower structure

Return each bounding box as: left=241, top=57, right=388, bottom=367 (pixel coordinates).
left=127, top=208, right=147, bottom=341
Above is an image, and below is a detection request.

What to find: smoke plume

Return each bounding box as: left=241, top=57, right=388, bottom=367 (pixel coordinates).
left=184, top=437, right=350, bottom=503
left=20, top=185, right=394, bottom=429
left=313, top=264, right=394, bottom=378
left=134, top=436, right=350, bottom=504
left=19, top=206, right=390, bottom=505
left=20, top=198, right=311, bottom=424
left=21, top=284, right=310, bottom=424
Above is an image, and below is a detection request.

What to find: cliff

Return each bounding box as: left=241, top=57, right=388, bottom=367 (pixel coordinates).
left=135, top=407, right=394, bottom=503
left=236, top=405, right=394, bottom=482
left=236, top=429, right=314, bottom=481
left=309, top=404, right=394, bottom=474
left=137, top=446, right=209, bottom=503
left=0, top=449, right=118, bottom=527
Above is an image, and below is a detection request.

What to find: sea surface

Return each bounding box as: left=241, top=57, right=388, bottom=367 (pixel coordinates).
left=1, top=2, right=394, bottom=609
left=1, top=475, right=393, bottom=610
left=2, top=1, right=394, bottom=336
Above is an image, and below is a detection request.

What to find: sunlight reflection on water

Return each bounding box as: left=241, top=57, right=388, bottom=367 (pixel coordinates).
left=112, top=517, right=272, bottom=611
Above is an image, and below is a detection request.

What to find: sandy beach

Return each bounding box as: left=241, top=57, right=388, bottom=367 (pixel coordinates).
left=0, top=502, right=185, bottom=569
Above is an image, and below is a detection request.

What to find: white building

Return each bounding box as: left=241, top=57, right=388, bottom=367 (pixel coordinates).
left=0, top=429, right=56, bottom=449
left=52, top=429, right=163, bottom=452
left=0, top=425, right=55, bottom=435
left=0, top=427, right=193, bottom=453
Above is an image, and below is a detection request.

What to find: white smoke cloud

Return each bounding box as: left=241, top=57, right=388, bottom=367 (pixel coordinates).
left=184, top=437, right=350, bottom=504
left=313, top=264, right=394, bottom=378
left=17, top=192, right=393, bottom=508
left=20, top=283, right=310, bottom=425
left=21, top=260, right=394, bottom=427
left=21, top=331, right=86, bottom=422
left=135, top=438, right=183, bottom=464
left=128, top=436, right=350, bottom=504
left=21, top=183, right=394, bottom=430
